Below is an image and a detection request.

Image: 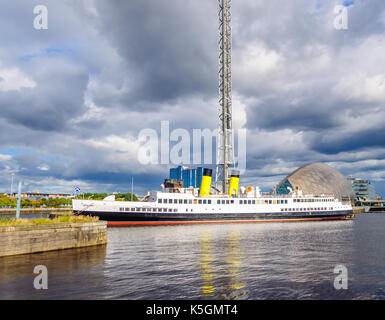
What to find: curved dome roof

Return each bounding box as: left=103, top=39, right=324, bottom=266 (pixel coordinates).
left=274, top=162, right=354, bottom=201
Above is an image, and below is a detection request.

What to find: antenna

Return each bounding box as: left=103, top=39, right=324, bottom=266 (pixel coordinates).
left=215, top=0, right=234, bottom=194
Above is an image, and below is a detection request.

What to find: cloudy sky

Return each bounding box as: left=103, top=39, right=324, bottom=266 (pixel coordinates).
left=1, top=0, right=385, bottom=196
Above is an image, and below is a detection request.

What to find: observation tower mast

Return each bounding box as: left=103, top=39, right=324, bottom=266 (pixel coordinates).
left=215, top=0, right=234, bottom=194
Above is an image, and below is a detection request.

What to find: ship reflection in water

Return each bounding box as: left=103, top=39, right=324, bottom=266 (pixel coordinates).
left=1, top=214, right=385, bottom=299
left=199, top=231, right=246, bottom=299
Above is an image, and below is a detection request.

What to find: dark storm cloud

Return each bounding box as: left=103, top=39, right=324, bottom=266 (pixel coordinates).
left=310, top=125, right=385, bottom=154
left=0, top=61, right=89, bottom=131
left=91, top=0, right=218, bottom=109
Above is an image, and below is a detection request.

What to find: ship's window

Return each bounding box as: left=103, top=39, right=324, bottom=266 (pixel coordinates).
left=174, top=209, right=177, bottom=212
left=268, top=200, right=272, bottom=204
left=163, top=199, right=167, bottom=203
left=252, top=200, right=255, bottom=204
left=202, top=200, right=206, bottom=204
left=158, top=199, right=162, bottom=203
left=221, top=200, right=225, bottom=204
left=174, top=199, right=177, bottom=204
left=157, top=208, right=162, bottom=212
left=247, top=200, right=251, bottom=204
left=240, top=200, right=243, bottom=204
left=208, top=200, right=212, bottom=204
left=285, top=200, right=288, bottom=204
left=168, top=199, right=172, bottom=204
left=179, top=199, right=183, bottom=204
left=189, top=200, right=192, bottom=204
left=217, top=200, right=221, bottom=204
left=231, top=200, right=234, bottom=204
left=264, top=200, right=268, bottom=204
left=184, top=199, right=188, bottom=204
left=226, top=200, right=229, bottom=204
left=198, top=200, right=202, bottom=204
left=125, top=208, right=129, bottom=211
left=169, top=209, right=172, bottom=212
left=163, top=208, right=167, bottom=212
left=153, top=208, right=157, bottom=212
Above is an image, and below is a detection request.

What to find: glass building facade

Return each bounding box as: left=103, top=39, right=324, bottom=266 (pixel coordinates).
left=169, top=166, right=203, bottom=188
left=348, top=177, right=376, bottom=200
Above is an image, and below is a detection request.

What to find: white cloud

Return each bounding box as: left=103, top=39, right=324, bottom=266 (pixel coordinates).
left=0, top=67, right=36, bottom=91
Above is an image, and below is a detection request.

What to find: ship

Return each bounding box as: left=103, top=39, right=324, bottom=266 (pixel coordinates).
left=72, top=1, right=354, bottom=225
left=72, top=168, right=354, bottom=226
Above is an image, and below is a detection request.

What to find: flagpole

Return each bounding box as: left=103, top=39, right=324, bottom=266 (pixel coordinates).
left=131, top=176, right=134, bottom=201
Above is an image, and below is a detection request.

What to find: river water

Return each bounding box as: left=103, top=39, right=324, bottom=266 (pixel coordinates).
left=0, top=213, right=384, bottom=300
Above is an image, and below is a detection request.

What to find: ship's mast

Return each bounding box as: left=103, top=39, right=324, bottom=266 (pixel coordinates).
left=215, top=0, right=234, bottom=194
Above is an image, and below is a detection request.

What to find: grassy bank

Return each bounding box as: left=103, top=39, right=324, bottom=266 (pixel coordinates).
left=0, top=215, right=98, bottom=227
left=0, top=208, right=73, bottom=215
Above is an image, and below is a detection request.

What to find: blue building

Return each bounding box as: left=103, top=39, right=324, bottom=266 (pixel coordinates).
left=196, top=167, right=203, bottom=188
left=170, top=166, right=200, bottom=188
left=170, top=166, right=183, bottom=180
left=182, top=168, right=197, bottom=188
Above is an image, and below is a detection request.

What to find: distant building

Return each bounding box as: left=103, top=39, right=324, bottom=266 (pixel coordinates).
left=347, top=177, right=376, bottom=200
left=6, top=192, right=72, bottom=200
left=169, top=166, right=204, bottom=189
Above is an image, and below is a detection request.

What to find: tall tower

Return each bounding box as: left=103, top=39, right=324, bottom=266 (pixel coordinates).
left=215, top=0, right=234, bottom=194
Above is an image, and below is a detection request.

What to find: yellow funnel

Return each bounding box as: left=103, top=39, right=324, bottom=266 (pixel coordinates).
left=199, top=168, right=212, bottom=197
left=228, top=170, right=240, bottom=197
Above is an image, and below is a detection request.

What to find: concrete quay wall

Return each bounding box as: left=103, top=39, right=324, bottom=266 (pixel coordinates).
left=0, top=221, right=107, bottom=257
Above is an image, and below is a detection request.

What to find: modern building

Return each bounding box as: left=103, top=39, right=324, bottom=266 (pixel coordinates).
left=182, top=168, right=197, bottom=188
left=4, top=192, right=72, bottom=200
left=169, top=166, right=204, bottom=189
left=347, top=177, right=376, bottom=200
left=170, top=166, right=183, bottom=180
left=273, top=162, right=355, bottom=201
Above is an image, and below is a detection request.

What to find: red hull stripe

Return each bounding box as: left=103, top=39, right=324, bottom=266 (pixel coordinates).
left=107, top=216, right=351, bottom=227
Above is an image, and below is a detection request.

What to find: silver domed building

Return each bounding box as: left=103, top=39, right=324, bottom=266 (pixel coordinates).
left=272, top=162, right=355, bottom=201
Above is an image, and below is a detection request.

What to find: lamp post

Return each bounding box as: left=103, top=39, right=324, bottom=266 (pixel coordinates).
left=16, top=181, right=22, bottom=219
left=10, top=173, right=15, bottom=197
